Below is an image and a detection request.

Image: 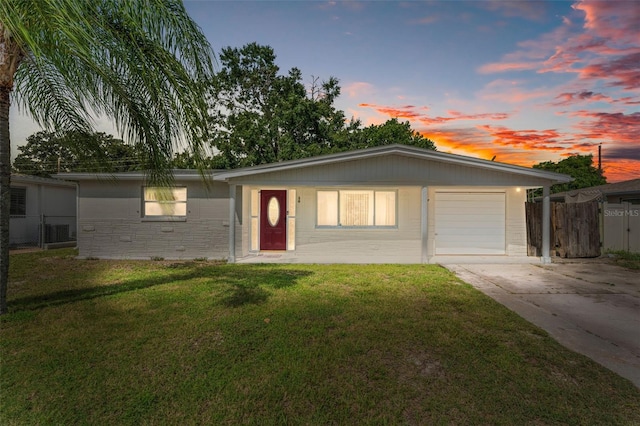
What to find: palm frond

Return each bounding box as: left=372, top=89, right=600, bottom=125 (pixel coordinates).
left=1, top=0, right=215, bottom=185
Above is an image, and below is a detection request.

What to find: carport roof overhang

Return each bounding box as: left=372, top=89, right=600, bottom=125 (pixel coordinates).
left=213, top=144, right=572, bottom=187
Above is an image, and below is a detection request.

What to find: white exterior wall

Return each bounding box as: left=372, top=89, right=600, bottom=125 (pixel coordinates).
left=242, top=186, right=422, bottom=263
left=505, top=187, right=528, bottom=256
left=239, top=185, right=528, bottom=263
left=77, top=180, right=230, bottom=260
left=9, top=178, right=77, bottom=246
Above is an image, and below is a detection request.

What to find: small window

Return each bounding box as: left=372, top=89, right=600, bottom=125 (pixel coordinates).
left=10, top=187, right=26, bottom=217
left=317, top=189, right=397, bottom=228
left=143, top=187, right=187, bottom=218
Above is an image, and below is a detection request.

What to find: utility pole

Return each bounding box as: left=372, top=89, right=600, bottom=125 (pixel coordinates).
left=598, top=144, right=602, bottom=171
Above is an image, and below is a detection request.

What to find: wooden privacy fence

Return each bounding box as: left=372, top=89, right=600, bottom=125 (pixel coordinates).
left=525, top=201, right=600, bottom=258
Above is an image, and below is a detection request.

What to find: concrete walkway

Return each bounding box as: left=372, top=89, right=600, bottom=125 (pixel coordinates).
left=445, top=261, right=640, bottom=389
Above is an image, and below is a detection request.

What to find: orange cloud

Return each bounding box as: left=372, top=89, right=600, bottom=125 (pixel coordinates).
left=601, top=159, right=640, bottom=183
left=354, top=100, right=638, bottom=183
left=478, top=125, right=574, bottom=151
left=420, top=123, right=638, bottom=182
left=358, top=103, right=424, bottom=120
left=358, top=103, right=510, bottom=125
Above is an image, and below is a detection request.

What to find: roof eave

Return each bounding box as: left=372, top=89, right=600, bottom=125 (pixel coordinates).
left=55, top=170, right=218, bottom=182
left=213, top=145, right=572, bottom=184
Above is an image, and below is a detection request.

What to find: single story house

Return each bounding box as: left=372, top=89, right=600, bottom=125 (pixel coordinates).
left=59, top=144, right=571, bottom=263
left=10, top=174, right=77, bottom=248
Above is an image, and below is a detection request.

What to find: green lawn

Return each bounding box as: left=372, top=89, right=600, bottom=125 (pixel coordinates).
left=608, top=250, right=640, bottom=270
left=2, top=249, right=639, bottom=425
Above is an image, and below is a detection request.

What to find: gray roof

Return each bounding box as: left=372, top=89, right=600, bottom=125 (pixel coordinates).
left=56, top=145, right=573, bottom=186
left=549, top=178, right=640, bottom=201
left=213, top=144, right=572, bottom=184
left=11, top=174, right=77, bottom=187
left=56, top=169, right=221, bottom=181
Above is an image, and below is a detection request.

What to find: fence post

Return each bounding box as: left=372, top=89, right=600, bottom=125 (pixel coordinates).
left=228, top=184, right=236, bottom=263
left=40, top=214, right=45, bottom=248
left=542, top=185, right=551, bottom=264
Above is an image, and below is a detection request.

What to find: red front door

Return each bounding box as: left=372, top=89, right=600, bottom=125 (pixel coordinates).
left=260, top=190, right=287, bottom=250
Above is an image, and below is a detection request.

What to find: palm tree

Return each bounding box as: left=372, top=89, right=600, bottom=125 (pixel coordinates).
left=0, top=0, right=215, bottom=314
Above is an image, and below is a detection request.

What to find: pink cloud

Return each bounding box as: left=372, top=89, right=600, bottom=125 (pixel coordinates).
left=482, top=0, right=549, bottom=21
left=344, top=82, right=374, bottom=98
left=573, top=1, right=640, bottom=45
left=578, top=52, right=640, bottom=90
left=570, top=111, right=640, bottom=144
left=477, top=62, right=539, bottom=74
left=617, top=97, right=640, bottom=106
left=414, top=15, right=439, bottom=25
left=478, top=79, right=552, bottom=104
left=551, top=90, right=611, bottom=106
left=480, top=1, right=640, bottom=92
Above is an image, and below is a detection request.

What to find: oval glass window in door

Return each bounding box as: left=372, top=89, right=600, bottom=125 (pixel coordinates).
left=267, top=196, right=280, bottom=227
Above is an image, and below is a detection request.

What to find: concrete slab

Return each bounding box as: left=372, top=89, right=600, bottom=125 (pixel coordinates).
left=445, top=262, right=640, bottom=389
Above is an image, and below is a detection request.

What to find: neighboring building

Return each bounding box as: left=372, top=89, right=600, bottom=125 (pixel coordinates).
left=549, top=178, right=640, bottom=253
left=9, top=174, right=77, bottom=248
left=547, top=178, right=640, bottom=204
left=59, top=144, right=571, bottom=263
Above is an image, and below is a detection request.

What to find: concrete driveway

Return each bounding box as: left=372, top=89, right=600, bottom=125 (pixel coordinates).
left=445, top=260, right=640, bottom=389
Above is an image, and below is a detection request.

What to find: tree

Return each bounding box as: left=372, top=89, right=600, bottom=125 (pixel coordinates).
left=208, top=43, right=347, bottom=168
left=171, top=151, right=226, bottom=170
left=13, top=131, right=143, bottom=176
left=533, top=154, right=606, bottom=194
left=208, top=43, right=436, bottom=168
left=344, top=118, right=436, bottom=151
left=0, top=1, right=214, bottom=314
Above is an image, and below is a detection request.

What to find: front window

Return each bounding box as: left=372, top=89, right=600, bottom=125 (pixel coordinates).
left=317, top=190, right=396, bottom=227
left=143, top=187, right=187, bottom=218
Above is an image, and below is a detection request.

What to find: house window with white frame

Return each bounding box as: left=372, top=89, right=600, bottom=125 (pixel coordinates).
left=143, top=187, right=187, bottom=218
left=317, top=190, right=396, bottom=227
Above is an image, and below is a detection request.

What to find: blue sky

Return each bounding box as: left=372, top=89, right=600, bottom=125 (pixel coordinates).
left=10, top=1, right=640, bottom=181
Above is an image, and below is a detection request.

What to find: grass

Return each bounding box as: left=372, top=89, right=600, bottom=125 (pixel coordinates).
left=607, top=250, right=640, bottom=270
left=2, top=249, right=639, bottom=425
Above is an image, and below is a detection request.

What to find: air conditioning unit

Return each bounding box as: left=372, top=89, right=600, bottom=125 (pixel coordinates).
left=45, top=224, right=70, bottom=243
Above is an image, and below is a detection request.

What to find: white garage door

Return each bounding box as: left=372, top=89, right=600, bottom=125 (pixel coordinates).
left=435, top=192, right=506, bottom=255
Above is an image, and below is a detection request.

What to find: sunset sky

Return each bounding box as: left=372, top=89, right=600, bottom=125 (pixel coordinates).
left=9, top=1, right=640, bottom=182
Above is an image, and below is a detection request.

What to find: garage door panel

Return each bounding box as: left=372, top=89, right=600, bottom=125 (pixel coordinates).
left=435, top=228, right=505, bottom=237
left=437, top=217, right=504, bottom=225
left=435, top=192, right=506, bottom=255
